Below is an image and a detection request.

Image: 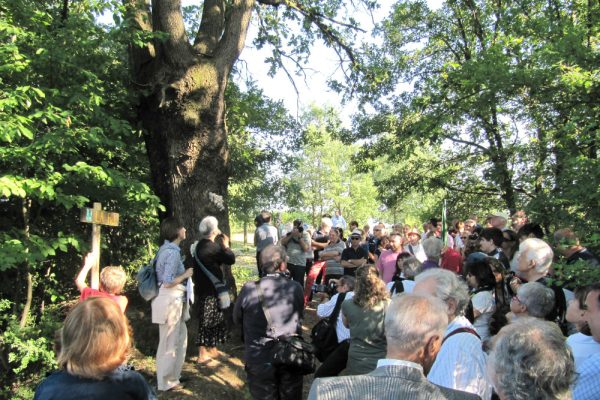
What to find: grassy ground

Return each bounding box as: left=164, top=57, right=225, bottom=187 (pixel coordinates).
left=127, top=235, right=320, bottom=399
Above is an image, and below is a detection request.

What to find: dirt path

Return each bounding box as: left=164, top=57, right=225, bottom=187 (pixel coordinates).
left=128, top=300, right=320, bottom=400
left=127, top=240, right=321, bottom=399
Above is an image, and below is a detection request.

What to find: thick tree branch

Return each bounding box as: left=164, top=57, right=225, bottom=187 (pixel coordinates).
left=151, top=0, right=194, bottom=67
left=215, top=0, right=255, bottom=71
left=125, top=0, right=156, bottom=83
left=194, top=0, right=225, bottom=55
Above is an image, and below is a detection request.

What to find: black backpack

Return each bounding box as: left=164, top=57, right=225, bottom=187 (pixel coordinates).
left=310, top=292, right=346, bottom=362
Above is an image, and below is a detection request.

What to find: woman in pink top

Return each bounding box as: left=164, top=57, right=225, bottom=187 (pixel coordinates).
left=376, top=233, right=403, bottom=283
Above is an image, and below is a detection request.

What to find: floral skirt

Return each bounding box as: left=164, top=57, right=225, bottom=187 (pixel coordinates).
left=195, top=295, right=228, bottom=347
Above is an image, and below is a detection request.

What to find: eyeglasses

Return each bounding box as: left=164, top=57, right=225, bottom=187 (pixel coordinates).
left=351, top=237, right=361, bottom=240
left=511, top=295, right=522, bottom=303
left=374, top=228, right=382, bottom=231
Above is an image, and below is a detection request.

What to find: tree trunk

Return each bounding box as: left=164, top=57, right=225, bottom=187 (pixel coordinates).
left=126, top=0, right=255, bottom=251
left=140, top=70, right=231, bottom=250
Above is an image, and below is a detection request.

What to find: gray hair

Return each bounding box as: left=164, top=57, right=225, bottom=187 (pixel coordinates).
left=518, top=238, right=553, bottom=275
left=415, top=268, right=470, bottom=317
left=402, top=256, right=422, bottom=279
left=518, top=282, right=555, bottom=319
left=422, top=237, right=443, bottom=261
left=198, top=216, right=219, bottom=238
left=385, top=293, right=448, bottom=354
left=489, top=318, right=575, bottom=400
left=260, top=245, right=288, bottom=274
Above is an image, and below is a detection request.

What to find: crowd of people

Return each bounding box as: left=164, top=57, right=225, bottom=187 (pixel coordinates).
left=33, top=209, right=599, bottom=400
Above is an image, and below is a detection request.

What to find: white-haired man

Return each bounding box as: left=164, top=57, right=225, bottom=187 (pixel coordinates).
left=489, top=318, right=575, bottom=400
left=514, top=238, right=567, bottom=330
left=413, top=269, right=492, bottom=400
left=308, top=293, right=480, bottom=400
left=509, top=282, right=555, bottom=320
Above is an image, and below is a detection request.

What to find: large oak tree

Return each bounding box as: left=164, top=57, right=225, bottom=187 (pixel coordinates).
left=125, top=0, right=369, bottom=246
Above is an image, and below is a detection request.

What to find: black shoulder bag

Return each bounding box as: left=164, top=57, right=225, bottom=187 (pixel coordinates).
left=310, top=292, right=347, bottom=362
left=193, top=251, right=231, bottom=310
left=255, top=281, right=316, bottom=375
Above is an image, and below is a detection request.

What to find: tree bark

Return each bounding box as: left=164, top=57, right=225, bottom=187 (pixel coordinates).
left=126, top=0, right=255, bottom=250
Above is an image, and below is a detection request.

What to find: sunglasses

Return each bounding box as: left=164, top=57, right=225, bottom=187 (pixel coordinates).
left=351, top=237, right=361, bottom=240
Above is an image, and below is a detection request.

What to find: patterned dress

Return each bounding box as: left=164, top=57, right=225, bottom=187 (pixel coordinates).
left=194, top=239, right=235, bottom=347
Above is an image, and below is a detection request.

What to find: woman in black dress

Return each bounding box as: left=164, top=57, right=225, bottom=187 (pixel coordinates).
left=193, top=216, right=235, bottom=365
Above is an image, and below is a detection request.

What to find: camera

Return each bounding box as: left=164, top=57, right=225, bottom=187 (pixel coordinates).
left=312, top=281, right=337, bottom=295
left=297, top=225, right=304, bottom=233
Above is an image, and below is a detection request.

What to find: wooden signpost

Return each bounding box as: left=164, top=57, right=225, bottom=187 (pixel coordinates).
left=80, top=202, right=119, bottom=289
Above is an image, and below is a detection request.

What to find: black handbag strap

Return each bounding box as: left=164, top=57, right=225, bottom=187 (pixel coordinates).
left=328, top=292, right=346, bottom=324
left=193, top=247, right=225, bottom=290
left=254, top=281, right=276, bottom=336
left=442, top=327, right=481, bottom=345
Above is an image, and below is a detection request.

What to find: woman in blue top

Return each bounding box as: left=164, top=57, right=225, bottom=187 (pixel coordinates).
left=151, top=217, right=194, bottom=391
left=34, top=297, right=156, bottom=400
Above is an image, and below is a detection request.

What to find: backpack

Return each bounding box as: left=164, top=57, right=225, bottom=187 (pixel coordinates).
left=136, top=247, right=165, bottom=301
left=310, top=292, right=346, bottom=362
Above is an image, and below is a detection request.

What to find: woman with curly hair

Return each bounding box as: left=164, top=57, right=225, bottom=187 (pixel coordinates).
left=341, top=264, right=390, bottom=375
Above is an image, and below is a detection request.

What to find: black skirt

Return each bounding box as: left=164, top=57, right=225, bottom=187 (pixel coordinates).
left=195, top=295, right=228, bottom=347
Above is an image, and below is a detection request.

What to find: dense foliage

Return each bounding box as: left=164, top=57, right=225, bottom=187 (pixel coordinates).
left=1, top=0, right=599, bottom=397
left=351, top=0, right=600, bottom=235
left=0, top=1, right=162, bottom=395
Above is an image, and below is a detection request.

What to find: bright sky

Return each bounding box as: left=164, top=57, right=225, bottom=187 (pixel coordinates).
left=236, top=1, right=394, bottom=125
left=98, top=0, right=441, bottom=125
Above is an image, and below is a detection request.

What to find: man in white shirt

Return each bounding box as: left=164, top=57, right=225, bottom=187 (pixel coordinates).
left=404, top=228, right=426, bottom=263
left=413, top=269, right=493, bottom=400
left=309, top=293, right=480, bottom=400
left=313, top=276, right=355, bottom=378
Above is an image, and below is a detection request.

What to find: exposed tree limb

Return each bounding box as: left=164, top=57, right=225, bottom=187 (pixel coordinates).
left=215, top=0, right=255, bottom=70
left=194, top=0, right=225, bottom=56
left=151, top=0, right=194, bottom=67
left=125, top=0, right=156, bottom=83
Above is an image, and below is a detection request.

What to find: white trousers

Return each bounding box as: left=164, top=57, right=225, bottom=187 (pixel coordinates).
left=152, top=285, right=188, bottom=391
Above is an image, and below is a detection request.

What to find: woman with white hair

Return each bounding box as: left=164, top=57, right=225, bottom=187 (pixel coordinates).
left=421, top=237, right=443, bottom=270
left=192, top=216, right=235, bottom=366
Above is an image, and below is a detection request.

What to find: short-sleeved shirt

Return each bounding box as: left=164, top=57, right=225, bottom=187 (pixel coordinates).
left=376, top=250, right=401, bottom=283
left=471, top=290, right=495, bottom=342
left=155, top=241, right=185, bottom=285
left=34, top=369, right=156, bottom=400
left=341, top=246, right=368, bottom=276
left=285, top=231, right=311, bottom=266
left=321, top=240, right=346, bottom=276
left=342, top=299, right=388, bottom=375
left=254, top=223, right=279, bottom=253
left=79, top=287, right=122, bottom=306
